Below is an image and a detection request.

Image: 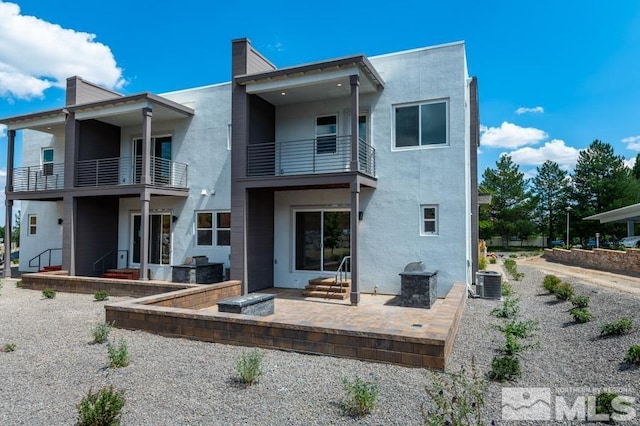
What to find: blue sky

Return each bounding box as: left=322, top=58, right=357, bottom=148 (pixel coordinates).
left=1, top=0, right=640, bottom=223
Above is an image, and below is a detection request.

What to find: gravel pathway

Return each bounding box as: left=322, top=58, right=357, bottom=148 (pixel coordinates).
left=1, top=260, right=639, bottom=425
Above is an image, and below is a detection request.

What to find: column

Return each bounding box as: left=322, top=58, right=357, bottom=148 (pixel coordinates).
left=350, top=180, right=360, bottom=306
left=140, top=190, right=150, bottom=280
left=62, top=196, right=75, bottom=275
left=4, top=129, right=14, bottom=277
left=349, top=75, right=360, bottom=172
left=140, top=108, right=152, bottom=280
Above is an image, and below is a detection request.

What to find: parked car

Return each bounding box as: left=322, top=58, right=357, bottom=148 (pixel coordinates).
left=618, top=236, right=640, bottom=248
left=551, top=240, right=565, bottom=247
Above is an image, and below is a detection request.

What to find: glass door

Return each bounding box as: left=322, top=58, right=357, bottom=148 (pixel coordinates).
left=131, top=212, right=172, bottom=265
left=295, top=210, right=350, bottom=272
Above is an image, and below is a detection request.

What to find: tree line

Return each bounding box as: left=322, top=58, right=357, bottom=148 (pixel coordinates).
left=480, top=140, right=640, bottom=247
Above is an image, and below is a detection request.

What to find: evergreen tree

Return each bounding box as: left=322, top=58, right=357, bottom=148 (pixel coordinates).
left=531, top=160, right=570, bottom=246
left=571, top=140, right=640, bottom=241
left=481, top=155, right=536, bottom=247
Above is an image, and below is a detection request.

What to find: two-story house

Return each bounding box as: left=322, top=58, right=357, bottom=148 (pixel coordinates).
left=2, top=38, right=479, bottom=304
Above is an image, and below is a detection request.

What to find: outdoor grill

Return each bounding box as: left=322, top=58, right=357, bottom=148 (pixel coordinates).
left=172, top=255, right=224, bottom=284
left=399, top=261, right=438, bottom=308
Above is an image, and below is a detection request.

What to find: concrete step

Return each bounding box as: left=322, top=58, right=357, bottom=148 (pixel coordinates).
left=304, top=284, right=349, bottom=293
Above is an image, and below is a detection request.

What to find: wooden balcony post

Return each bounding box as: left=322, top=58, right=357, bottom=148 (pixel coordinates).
left=350, top=179, right=360, bottom=306
left=141, top=108, right=152, bottom=185
left=4, top=129, right=14, bottom=278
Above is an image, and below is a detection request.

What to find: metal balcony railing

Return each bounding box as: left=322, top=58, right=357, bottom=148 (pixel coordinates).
left=247, top=135, right=375, bottom=177
left=75, top=156, right=188, bottom=188
left=12, top=163, right=65, bottom=192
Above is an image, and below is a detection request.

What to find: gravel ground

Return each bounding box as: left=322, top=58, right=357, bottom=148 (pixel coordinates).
left=0, top=260, right=639, bottom=425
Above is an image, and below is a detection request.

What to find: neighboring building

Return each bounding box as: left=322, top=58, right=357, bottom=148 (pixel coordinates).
left=1, top=38, right=479, bottom=302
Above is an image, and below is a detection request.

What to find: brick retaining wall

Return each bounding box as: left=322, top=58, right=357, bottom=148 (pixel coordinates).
left=543, top=248, right=640, bottom=276
left=20, top=271, right=196, bottom=297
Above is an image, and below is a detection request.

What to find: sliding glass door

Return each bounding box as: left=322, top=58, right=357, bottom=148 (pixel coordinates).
left=295, top=210, right=350, bottom=272
left=131, top=212, right=171, bottom=265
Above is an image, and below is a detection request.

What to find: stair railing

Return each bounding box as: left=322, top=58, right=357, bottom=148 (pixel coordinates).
left=93, top=249, right=130, bottom=276
left=28, top=248, right=62, bottom=270
left=335, top=255, right=351, bottom=290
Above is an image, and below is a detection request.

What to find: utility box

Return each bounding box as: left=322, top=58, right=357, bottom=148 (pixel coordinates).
left=476, top=270, right=502, bottom=299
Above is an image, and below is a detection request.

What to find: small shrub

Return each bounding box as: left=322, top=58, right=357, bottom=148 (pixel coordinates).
left=554, top=282, right=574, bottom=301
left=624, top=344, right=640, bottom=366
left=234, top=349, right=264, bottom=386
left=508, top=254, right=518, bottom=259
left=600, top=317, right=634, bottom=337
left=1, top=343, right=16, bottom=352
left=0, top=281, right=3, bottom=293
left=489, top=356, right=521, bottom=382
left=92, top=322, right=113, bottom=344
left=107, top=339, right=130, bottom=368
left=42, top=289, right=56, bottom=299
left=422, top=358, right=486, bottom=426
left=478, top=256, right=487, bottom=270
left=76, top=385, right=125, bottom=426
left=569, top=307, right=593, bottom=323
left=594, top=392, right=632, bottom=418
left=542, top=274, right=561, bottom=293
left=94, top=291, right=110, bottom=302
left=15, top=280, right=23, bottom=288
left=570, top=295, right=590, bottom=308
left=496, top=319, right=540, bottom=340
left=341, top=377, right=379, bottom=417
left=489, top=257, right=497, bottom=264
left=490, top=297, right=520, bottom=319
left=501, top=282, right=513, bottom=297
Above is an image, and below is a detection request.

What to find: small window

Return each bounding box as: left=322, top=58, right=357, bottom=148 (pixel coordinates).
left=216, top=212, right=231, bottom=246
left=196, top=212, right=213, bottom=246
left=421, top=205, right=438, bottom=235
left=28, top=215, right=37, bottom=236
left=395, top=101, right=447, bottom=148
left=42, top=148, right=54, bottom=176
left=316, top=115, right=337, bottom=154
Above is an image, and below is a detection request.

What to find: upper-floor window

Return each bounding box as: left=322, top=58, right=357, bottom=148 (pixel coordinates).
left=420, top=205, right=438, bottom=235
left=42, top=148, right=54, bottom=176
left=316, top=115, right=337, bottom=154
left=394, top=100, right=448, bottom=148
left=28, top=215, right=37, bottom=235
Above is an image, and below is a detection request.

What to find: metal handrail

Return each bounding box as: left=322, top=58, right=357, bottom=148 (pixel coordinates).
left=92, top=249, right=129, bottom=276
left=28, top=248, right=62, bottom=270
left=75, top=156, right=188, bottom=188
left=11, top=163, right=65, bottom=192
left=247, top=135, right=375, bottom=177
left=335, top=255, right=351, bottom=289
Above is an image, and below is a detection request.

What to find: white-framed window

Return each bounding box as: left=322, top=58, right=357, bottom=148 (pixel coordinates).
left=28, top=215, right=37, bottom=236
left=216, top=212, right=231, bottom=246
left=420, top=205, right=438, bottom=235
left=196, top=212, right=213, bottom=246
left=316, top=114, right=337, bottom=154
left=394, top=100, right=448, bottom=148
left=195, top=211, right=230, bottom=246
left=42, top=148, right=54, bottom=176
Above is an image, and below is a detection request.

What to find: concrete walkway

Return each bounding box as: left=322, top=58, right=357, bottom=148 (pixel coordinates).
left=518, top=255, right=640, bottom=295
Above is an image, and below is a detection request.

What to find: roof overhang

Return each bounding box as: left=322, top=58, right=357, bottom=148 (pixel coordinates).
left=1, top=93, right=194, bottom=134
left=235, top=55, right=384, bottom=106
left=583, top=203, right=640, bottom=224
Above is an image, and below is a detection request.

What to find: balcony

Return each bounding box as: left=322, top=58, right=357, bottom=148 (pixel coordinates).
left=12, top=163, right=65, bottom=192
left=76, top=156, right=188, bottom=188
left=247, top=135, right=375, bottom=178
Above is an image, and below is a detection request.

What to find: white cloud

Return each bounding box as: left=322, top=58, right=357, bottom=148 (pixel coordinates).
left=624, top=156, right=636, bottom=169
left=622, top=135, right=640, bottom=151
left=0, top=168, right=6, bottom=177
left=515, top=106, right=544, bottom=115
left=508, top=139, right=581, bottom=171
left=480, top=121, right=548, bottom=149
left=0, top=2, right=124, bottom=99
left=0, top=123, right=6, bottom=138
left=267, top=41, right=284, bottom=52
